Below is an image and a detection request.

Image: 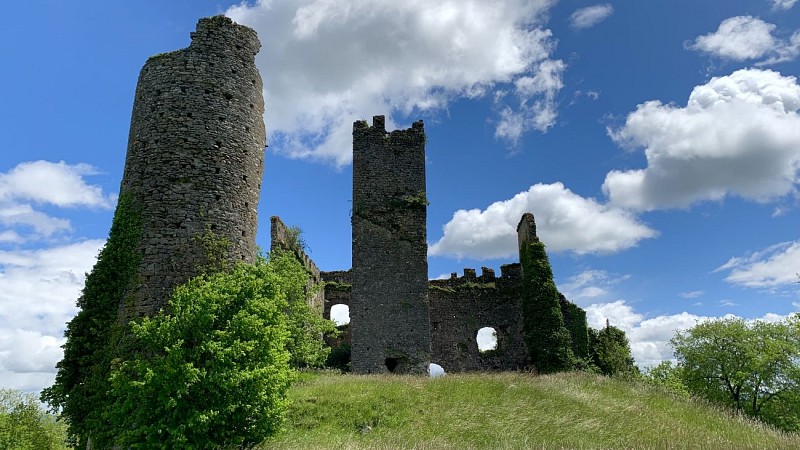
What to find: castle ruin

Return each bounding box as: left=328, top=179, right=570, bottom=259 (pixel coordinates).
left=109, top=15, right=586, bottom=374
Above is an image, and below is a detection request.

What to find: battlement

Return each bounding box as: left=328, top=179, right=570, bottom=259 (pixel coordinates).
left=429, top=264, right=522, bottom=291
left=353, top=116, right=425, bottom=149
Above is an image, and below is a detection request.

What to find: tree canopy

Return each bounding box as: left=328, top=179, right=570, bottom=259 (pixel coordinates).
left=588, top=321, right=637, bottom=377
left=670, top=315, right=800, bottom=431
left=106, top=257, right=299, bottom=448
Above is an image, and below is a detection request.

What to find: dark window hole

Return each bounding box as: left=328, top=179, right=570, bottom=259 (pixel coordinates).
left=385, top=358, right=398, bottom=373
left=215, top=168, right=221, bottom=174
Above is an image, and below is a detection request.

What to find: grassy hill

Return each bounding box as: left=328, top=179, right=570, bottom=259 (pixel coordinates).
left=261, top=371, right=800, bottom=449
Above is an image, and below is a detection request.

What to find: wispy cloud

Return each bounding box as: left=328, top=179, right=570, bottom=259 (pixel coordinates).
left=569, top=4, right=614, bottom=30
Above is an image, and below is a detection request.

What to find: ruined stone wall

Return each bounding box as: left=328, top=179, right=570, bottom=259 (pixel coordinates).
left=429, top=265, right=529, bottom=372
left=321, top=270, right=352, bottom=321
left=321, top=264, right=528, bottom=372
left=350, top=116, right=430, bottom=374
left=271, top=216, right=323, bottom=311
left=120, top=16, right=265, bottom=318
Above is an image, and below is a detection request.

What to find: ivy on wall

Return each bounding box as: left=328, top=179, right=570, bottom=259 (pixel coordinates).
left=519, top=239, right=575, bottom=373
left=41, top=191, right=143, bottom=448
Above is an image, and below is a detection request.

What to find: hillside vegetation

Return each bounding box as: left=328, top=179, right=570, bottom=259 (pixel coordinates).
left=262, top=371, right=800, bottom=450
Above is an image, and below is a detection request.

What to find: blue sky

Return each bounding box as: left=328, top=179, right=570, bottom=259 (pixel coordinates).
left=1, top=0, right=800, bottom=392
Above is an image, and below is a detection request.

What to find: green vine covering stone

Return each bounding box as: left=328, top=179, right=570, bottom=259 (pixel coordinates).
left=561, top=298, right=589, bottom=360
left=519, top=240, right=575, bottom=373
left=41, top=191, right=142, bottom=448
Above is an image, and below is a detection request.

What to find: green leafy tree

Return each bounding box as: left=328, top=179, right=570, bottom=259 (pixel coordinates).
left=519, top=239, right=575, bottom=373
left=268, top=250, right=337, bottom=368
left=589, top=321, right=638, bottom=377
left=671, top=315, right=800, bottom=431
left=106, top=259, right=296, bottom=448
left=643, top=361, right=689, bottom=397
left=0, top=389, right=69, bottom=450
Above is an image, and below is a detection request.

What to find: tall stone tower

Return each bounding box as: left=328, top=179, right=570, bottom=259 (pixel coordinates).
left=350, top=115, right=431, bottom=374
left=120, top=16, right=266, bottom=317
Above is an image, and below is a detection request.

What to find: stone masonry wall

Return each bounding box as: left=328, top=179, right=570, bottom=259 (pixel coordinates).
left=429, top=265, right=529, bottom=372
left=120, top=16, right=265, bottom=318
left=350, top=116, right=430, bottom=374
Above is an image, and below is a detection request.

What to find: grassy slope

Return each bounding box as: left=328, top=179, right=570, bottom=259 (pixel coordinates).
left=262, top=372, right=800, bottom=450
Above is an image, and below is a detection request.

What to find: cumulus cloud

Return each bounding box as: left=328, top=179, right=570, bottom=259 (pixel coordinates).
left=428, top=182, right=656, bottom=259
left=0, top=240, right=103, bottom=391
left=689, top=16, right=777, bottom=60
left=0, top=161, right=115, bottom=242
left=569, top=4, right=614, bottom=30
left=604, top=68, right=800, bottom=211
left=688, top=16, right=800, bottom=65
left=0, top=160, right=113, bottom=208
left=716, top=240, right=800, bottom=288
left=585, top=301, right=793, bottom=367
left=226, top=0, right=564, bottom=165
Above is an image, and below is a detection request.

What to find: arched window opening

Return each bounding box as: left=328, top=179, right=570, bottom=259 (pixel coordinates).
left=330, top=304, right=350, bottom=326
left=477, top=327, right=498, bottom=352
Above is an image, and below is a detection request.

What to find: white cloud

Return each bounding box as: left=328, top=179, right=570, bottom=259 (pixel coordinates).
left=679, top=290, right=704, bottom=299
left=0, top=160, right=113, bottom=208
left=0, top=161, right=114, bottom=242
left=604, top=68, right=800, bottom=211
left=560, top=269, right=630, bottom=302
left=429, top=182, right=656, bottom=259
left=569, top=4, right=614, bottom=30
left=772, top=0, right=798, bottom=10
left=586, top=301, right=794, bottom=368
left=226, top=0, right=564, bottom=165
left=716, top=240, right=800, bottom=288
left=0, top=240, right=103, bottom=392
left=689, top=16, right=777, bottom=60
left=688, top=16, right=800, bottom=65
left=586, top=300, right=644, bottom=331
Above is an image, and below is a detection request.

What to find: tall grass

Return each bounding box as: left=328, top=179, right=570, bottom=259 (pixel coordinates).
left=262, top=371, right=800, bottom=449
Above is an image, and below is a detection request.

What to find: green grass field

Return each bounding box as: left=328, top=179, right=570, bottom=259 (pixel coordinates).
left=261, top=371, right=800, bottom=449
